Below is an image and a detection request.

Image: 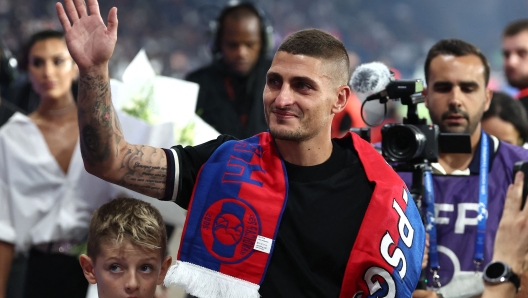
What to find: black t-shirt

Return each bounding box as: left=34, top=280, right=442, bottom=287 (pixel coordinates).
left=172, top=135, right=373, bottom=297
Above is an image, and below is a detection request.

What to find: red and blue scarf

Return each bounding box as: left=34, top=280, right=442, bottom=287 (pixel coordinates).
left=164, top=132, right=425, bottom=298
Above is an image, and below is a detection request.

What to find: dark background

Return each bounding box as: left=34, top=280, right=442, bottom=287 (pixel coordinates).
left=1, top=0, right=526, bottom=91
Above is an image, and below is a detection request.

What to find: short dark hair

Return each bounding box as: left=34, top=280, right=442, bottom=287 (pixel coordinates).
left=87, top=198, right=168, bottom=261
left=278, top=29, right=350, bottom=86
left=503, top=19, right=528, bottom=37
left=19, top=29, right=65, bottom=71
left=483, top=91, right=528, bottom=144
left=424, top=38, right=490, bottom=85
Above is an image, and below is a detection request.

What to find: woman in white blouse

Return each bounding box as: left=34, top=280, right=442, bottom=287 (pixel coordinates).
left=0, top=29, right=121, bottom=298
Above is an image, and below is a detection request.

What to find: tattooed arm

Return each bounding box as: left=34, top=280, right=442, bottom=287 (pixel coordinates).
left=77, top=73, right=168, bottom=197
left=56, top=0, right=168, bottom=198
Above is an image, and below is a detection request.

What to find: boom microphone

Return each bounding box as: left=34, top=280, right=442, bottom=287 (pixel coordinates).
left=351, top=62, right=424, bottom=102
left=350, top=62, right=392, bottom=98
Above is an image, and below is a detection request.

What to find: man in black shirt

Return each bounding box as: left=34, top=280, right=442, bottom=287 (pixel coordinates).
left=186, top=2, right=271, bottom=139
left=57, top=0, right=426, bottom=296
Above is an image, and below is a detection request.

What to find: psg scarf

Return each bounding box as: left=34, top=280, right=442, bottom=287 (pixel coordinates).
left=164, top=132, right=425, bottom=298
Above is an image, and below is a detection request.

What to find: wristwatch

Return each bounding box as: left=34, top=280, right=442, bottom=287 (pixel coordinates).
left=482, top=261, right=521, bottom=292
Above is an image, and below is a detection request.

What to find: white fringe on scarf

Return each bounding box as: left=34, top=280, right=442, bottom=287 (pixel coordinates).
left=164, top=261, right=261, bottom=298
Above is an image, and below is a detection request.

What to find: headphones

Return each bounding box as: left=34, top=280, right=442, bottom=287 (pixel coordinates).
left=209, top=0, right=274, bottom=58
left=0, top=40, right=18, bottom=88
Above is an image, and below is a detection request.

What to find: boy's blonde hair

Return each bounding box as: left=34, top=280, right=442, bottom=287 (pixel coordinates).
left=87, top=198, right=167, bottom=260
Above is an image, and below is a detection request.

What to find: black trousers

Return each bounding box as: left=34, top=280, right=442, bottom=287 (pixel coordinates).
left=23, top=248, right=88, bottom=298
left=6, top=254, right=27, bottom=298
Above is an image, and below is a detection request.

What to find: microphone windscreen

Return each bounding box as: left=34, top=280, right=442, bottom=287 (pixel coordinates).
left=350, top=62, right=392, bottom=98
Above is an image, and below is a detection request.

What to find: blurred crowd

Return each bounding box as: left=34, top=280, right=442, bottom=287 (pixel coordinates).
left=1, top=0, right=527, bottom=83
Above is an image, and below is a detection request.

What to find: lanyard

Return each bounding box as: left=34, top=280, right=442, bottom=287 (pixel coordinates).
left=424, top=131, right=489, bottom=288
left=474, top=131, right=489, bottom=268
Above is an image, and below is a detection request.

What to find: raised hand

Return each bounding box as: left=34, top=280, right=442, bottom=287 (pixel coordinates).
left=479, top=172, right=528, bottom=298
left=56, top=0, right=117, bottom=72
left=55, top=0, right=169, bottom=200
left=493, top=171, right=528, bottom=274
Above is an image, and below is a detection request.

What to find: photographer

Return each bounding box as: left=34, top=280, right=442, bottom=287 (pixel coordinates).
left=396, top=39, right=528, bottom=297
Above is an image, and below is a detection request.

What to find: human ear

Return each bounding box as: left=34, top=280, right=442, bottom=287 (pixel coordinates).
left=79, top=254, right=97, bottom=284
left=331, top=85, right=351, bottom=114
left=483, top=88, right=492, bottom=112
left=157, top=256, right=173, bottom=285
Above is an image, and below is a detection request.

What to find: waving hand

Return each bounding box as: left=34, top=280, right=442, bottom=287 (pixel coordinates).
left=56, top=0, right=117, bottom=71
left=54, top=0, right=170, bottom=199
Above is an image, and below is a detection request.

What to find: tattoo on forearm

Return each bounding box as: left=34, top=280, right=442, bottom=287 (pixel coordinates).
left=93, top=100, right=102, bottom=117
left=80, top=124, right=110, bottom=164
left=122, top=183, right=166, bottom=191
left=113, top=110, right=123, bottom=156
left=82, top=125, right=100, bottom=152
left=78, top=73, right=167, bottom=197
left=78, top=73, right=124, bottom=163
left=79, top=74, right=110, bottom=124
left=99, top=105, right=112, bottom=127
left=117, top=145, right=167, bottom=197
left=79, top=74, right=109, bottom=101
left=138, top=172, right=167, bottom=178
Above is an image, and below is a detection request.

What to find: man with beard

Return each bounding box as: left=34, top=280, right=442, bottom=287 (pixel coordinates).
left=186, top=2, right=271, bottom=139
left=56, top=0, right=426, bottom=296
left=503, top=19, right=528, bottom=112
left=400, top=39, right=528, bottom=298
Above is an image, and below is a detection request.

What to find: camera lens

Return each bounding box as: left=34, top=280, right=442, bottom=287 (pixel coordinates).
left=382, top=125, right=426, bottom=162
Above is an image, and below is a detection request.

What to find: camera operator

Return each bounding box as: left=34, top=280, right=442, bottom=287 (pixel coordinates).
left=394, top=39, right=528, bottom=298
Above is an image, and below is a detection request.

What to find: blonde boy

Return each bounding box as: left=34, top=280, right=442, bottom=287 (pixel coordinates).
left=79, top=198, right=172, bottom=298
